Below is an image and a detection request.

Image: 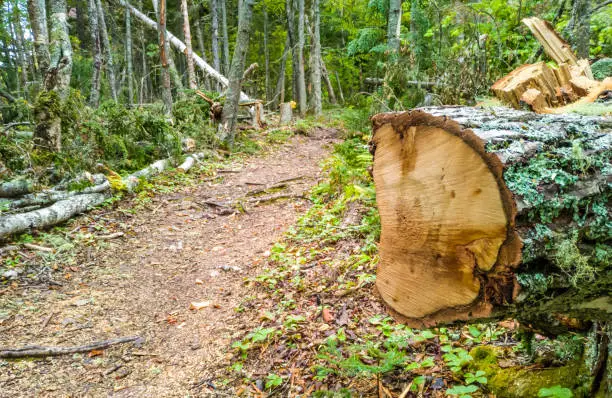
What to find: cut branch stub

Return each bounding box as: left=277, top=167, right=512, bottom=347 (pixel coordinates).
left=371, top=111, right=522, bottom=327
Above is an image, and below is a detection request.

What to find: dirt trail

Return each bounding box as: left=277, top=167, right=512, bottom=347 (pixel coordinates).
left=0, top=129, right=338, bottom=397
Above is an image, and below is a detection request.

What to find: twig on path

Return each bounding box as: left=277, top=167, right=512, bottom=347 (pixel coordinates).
left=247, top=193, right=307, bottom=205
left=38, top=311, right=57, bottom=334
left=216, top=169, right=241, bottom=173
left=23, top=243, right=54, bottom=253
left=96, top=231, right=124, bottom=240
left=0, top=336, right=142, bottom=358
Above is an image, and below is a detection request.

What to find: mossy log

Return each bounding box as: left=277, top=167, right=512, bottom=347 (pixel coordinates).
left=370, top=106, right=611, bottom=334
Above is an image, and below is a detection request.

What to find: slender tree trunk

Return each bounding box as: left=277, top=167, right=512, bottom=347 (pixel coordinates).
left=193, top=11, right=211, bottom=90
left=571, top=0, right=590, bottom=58
left=274, top=35, right=290, bottom=109
left=13, top=1, right=29, bottom=87
left=89, top=0, right=102, bottom=106
left=335, top=70, right=344, bottom=104
left=181, top=0, right=197, bottom=89
left=309, top=0, right=322, bottom=115
left=211, top=0, right=221, bottom=89
left=135, top=0, right=148, bottom=103
left=387, top=0, right=401, bottom=57
left=263, top=4, right=270, bottom=102
left=157, top=0, right=173, bottom=113
left=296, top=0, right=307, bottom=116
left=220, top=0, right=255, bottom=146
left=8, top=21, right=21, bottom=94
left=220, top=0, right=230, bottom=75
left=125, top=4, right=134, bottom=103
left=96, top=0, right=117, bottom=101
left=321, top=59, right=336, bottom=105
left=286, top=0, right=298, bottom=103
left=76, top=0, right=87, bottom=46
left=27, top=0, right=50, bottom=76
left=35, top=0, right=73, bottom=152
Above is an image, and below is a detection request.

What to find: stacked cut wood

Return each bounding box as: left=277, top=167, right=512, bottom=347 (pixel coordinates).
left=370, top=106, right=610, bottom=335
left=491, top=17, right=610, bottom=113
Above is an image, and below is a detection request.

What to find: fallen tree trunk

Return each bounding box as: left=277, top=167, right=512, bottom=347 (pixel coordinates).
left=119, top=0, right=250, bottom=101
left=0, top=193, right=108, bottom=237
left=0, top=179, right=34, bottom=198
left=370, top=106, right=611, bottom=334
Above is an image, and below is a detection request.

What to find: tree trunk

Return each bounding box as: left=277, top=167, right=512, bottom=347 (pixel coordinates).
left=335, top=70, right=344, bottom=104
left=89, top=0, right=101, bottom=107
left=296, top=0, right=307, bottom=117
left=96, top=0, right=117, bottom=101
left=263, top=4, right=270, bottom=102
left=571, top=0, right=590, bottom=59
left=34, top=0, right=72, bottom=152
left=121, top=0, right=250, bottom=100
left=125, top=4, right=135, bottom=103
left=370, top=106, right=611, bottom=335
left=211, top=0, right=221, bottom=89
left=273, top=35, right=290, bottom=109
left=13, top=0, right=29, bottom=87
left=193, top=9, right=211, bottom=90
left=27, top=0, right=50, bottom=76
left=309, top=0, right=322, bottom=115
left=321, top=60, right=337, bottom=105
left=220, top=0, right=230, bottom=76
left=157, top=0, right=173, bottom=113
left=387, top=0, right=401, bottom=57
left=136, top=0, right=149, bottom=103
left=180, top=0, right=197, bottom=89
left=220, top=0, right=255, bottom=146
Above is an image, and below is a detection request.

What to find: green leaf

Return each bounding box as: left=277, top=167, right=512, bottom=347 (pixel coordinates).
left=446, top=384, right=479, bottom=396
left=538, top=386, right=573, bottom=398
left=265, top=373, right=283, bottom=390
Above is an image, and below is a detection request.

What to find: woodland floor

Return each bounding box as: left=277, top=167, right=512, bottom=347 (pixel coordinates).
left=0, top=127, right=340, bottom=396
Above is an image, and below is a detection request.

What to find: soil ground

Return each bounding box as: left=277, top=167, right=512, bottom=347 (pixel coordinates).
left=0, top=128, right=338, bottom=397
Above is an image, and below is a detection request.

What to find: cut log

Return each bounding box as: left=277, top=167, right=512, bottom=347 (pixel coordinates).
left=0, top=193, right=108, bottom=238
left=370, top=106, right=611, bottom=334
left=519, top=88, right=546, bottom=113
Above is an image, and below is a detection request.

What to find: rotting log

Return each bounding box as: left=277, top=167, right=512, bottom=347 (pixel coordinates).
left=370, top=106, right=611, bottom=334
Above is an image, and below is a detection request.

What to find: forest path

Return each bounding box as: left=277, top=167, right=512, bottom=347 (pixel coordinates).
left=0, top=128, right=339, bottom=397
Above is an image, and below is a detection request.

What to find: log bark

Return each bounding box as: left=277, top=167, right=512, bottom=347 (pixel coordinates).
left=0, top=193, right=108, bottom=237
left=0, top=179, right=34, bottom=198
left=370, top=106, right=611, bottom=334
left=120, top=0, right=250, bottom=101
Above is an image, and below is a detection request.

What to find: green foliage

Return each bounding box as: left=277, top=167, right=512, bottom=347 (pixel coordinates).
left=265, top=373, right=283, bottom=390
left=538, top=385, right=573, bottom=398
left=590, top=58, right=612, bottom=80
left=446, top=384, right=479, bottom=398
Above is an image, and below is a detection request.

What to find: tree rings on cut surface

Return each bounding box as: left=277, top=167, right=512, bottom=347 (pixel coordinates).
left=370, top=111, right=522, bottom=327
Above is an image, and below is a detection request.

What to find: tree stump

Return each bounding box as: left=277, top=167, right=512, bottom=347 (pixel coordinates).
left=370, top=106, right=611, bottom=334
left=279, top=102, right=293, bottom=125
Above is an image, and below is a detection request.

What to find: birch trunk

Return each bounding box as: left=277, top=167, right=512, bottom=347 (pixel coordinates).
left=27, top=0, right=50, bottom=75
left=387, top=0, right=401, bottom=57
left=286, top=0, right=299, bottom=104
left=321, top=60, right=337, bottom=105
left=88, top=0, right=101, bottom=106
left=96, top=0, right=117, bottom=101
left=180, top=0, right=197, bottom=89
left=211, top=0, right=221, bottom=89
left=309, top=0, right=322, bottom=115
left=193, top=13, right=211, bottom=90
left=157, top=0, right=173, bottom=113
left=220, top=0, right=230, bottom=76
left=125, top=4, right=135, bottom=103
left=296, top=0, right=307, bottom=117
left=220, top=0, right=255, bottom=146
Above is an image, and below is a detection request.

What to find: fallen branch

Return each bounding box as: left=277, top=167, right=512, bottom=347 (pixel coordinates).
left=96, top=231, right=124, bottom=240
left=0, top=179, right=34, bottom=198
left=0, top=193, right=108, bottom=238
left=23, top=243, right=54, bottom=253
left=6, top=181, right=110, bottom=210
left=122, top=159, right=170, bottom=192
left=0, top=335, right=142, bottom=358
